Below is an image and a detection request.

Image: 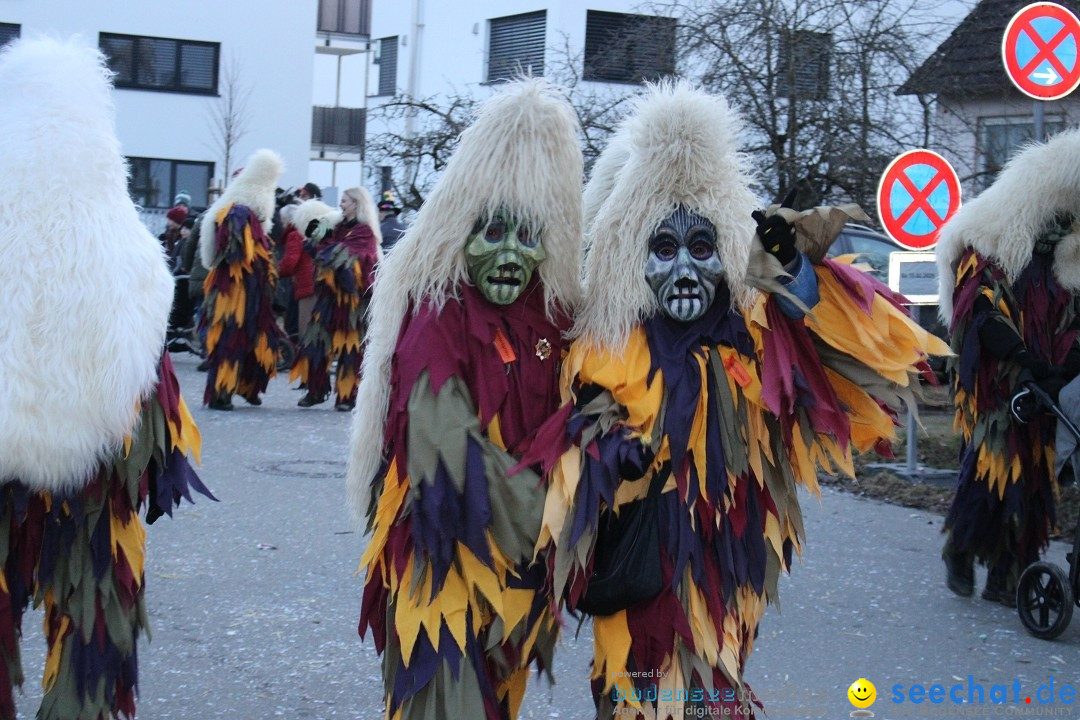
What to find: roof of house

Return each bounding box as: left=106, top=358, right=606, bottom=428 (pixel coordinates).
left=899, top=0, right=1080, bottom=96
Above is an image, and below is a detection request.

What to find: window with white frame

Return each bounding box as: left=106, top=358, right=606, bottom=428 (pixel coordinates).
left=100, top=32, right=219, bottom=95
left=487, top=10, right=546, bottom=83
left=128, top=157, right=214, bottom=210
left=584, top=10, right=675, bottom=84
left=978, top=116, right=1066, bottom=189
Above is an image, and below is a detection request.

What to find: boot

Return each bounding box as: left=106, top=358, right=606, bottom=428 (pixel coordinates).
left=297, top=392, right=327, bottom=408
left=943, top=546, right=974, bottom=597
left=981, top=563, right=1005, bottom=603
left=208, top=394, right=234, bottom=411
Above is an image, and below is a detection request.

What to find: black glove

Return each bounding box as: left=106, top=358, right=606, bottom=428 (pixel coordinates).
left=752, top=187, right=799, bottom=266
left=752, top=211, right=797, bottom=266
left=1014, top=349, right=1052, bottom=381
left=1037, top=374, right=1068, bottom=404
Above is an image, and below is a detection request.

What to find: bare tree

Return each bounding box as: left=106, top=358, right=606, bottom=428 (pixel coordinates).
left=207, top=54, right=254, bottom=184
left=365, top=40, right=638, bottom=209
left=363, top=92, right=478, bottom=211
left=655, top=0, right=950, bottom=212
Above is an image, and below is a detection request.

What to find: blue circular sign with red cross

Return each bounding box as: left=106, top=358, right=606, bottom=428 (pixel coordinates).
left=1003, top=2, right=1080, bottom=100
left=876, top=149, right=961, bottom=251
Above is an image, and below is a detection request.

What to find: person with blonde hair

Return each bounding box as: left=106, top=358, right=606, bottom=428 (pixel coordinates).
left=290, top=187, right=381, bottom=410
left=349, top=78, right=583, bottom=719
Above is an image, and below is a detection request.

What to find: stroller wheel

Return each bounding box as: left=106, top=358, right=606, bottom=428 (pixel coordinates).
left=1017, top=561, right=1074, bottom=640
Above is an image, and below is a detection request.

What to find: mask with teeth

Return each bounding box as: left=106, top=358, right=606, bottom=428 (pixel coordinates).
left=645, top=206, right=724, bottom=323
left=465, top=207, right=546, bottom=305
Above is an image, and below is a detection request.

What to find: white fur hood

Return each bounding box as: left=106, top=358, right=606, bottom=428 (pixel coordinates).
left=199, top=149, right=284, bottom=268
left=0, top=37, right=175, bottom=492
left=937, top=128, right=1080, bottom=325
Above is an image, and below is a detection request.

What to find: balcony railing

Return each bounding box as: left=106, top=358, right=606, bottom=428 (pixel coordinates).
left=317, top=0, right=371, bottom=36
left=312, top=106, right=366, bottom=152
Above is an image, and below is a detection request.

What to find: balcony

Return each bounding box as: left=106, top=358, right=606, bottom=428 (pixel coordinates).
left=317, top=0, right=371, bottom=37
left=312, top=106, right=366, bottom=154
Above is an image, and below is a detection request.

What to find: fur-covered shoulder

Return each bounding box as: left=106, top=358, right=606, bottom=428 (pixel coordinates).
left=937, top=128, right=1080, bottom=324
left=0, top=36, right=174, bottom=492
left=199, top=149, right=283, bottom=268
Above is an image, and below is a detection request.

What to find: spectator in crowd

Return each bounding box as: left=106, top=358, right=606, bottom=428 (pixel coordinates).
left=377, top=190, right=406, bottom=252
left=159, top=204, right=188, bottom=257
left=277, top=203, right=316, bottom=340
left=298, top=182, right=322, bottom=201
left=290, top=190, right=381, bottom=411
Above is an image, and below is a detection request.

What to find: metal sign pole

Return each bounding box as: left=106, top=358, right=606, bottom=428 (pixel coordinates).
left=1034, top=100, right=1045, bottom=142
left=906, top=305, right=920, bottom=474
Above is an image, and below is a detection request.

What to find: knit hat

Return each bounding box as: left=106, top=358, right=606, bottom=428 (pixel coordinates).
left=377, top=190, right=400, bottom=212
left=173, top=191, right=192, bottom=207
left=166, top=205, right=188, bottom=224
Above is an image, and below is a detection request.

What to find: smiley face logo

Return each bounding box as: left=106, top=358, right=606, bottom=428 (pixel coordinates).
left=848, top=678, right=877, bottom=709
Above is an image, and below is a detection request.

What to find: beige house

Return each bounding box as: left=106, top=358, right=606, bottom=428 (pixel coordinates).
left=900, top=0, right=1080, bottom=196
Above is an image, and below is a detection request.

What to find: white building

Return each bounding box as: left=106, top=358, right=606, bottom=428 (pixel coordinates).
left=363, top=0, right=677, bottom=207
left=1, top=0, right=325, bottom=224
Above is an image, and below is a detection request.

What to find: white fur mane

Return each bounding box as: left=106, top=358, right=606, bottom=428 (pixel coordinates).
left=937, top=127, right=1080, bottom=325
left=575, top=81, right=759, bottom=352
left=0, top=36, right=175, bottom=491
left=199, top=149, right=284, bottom=268
left=346, top=78, right=584, bottom=527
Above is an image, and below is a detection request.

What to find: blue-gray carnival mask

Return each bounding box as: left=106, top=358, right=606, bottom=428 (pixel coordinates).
left=645, top=206, right=724, bottom=322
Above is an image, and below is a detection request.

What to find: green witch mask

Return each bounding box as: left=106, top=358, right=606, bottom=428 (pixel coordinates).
left=465, top=208, right=546, bottom=305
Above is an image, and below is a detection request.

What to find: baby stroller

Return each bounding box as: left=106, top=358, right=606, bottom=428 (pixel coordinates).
left=1011, top=379, right=1080, bottom=640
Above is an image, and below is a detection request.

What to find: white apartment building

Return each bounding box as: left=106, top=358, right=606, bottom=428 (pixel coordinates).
left=363, top=0, right=678, bottom=203
left=1, top=0, right=330, bottom=225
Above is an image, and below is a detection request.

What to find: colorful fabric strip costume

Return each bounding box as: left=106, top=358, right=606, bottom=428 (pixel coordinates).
left=936, top=128, right=1080, bottom=602
left=291, top=197, right=382, bottom=409
left=0, top=356, right=213, bottom=720
left=199, top=150, right=286, bottom=409
left=528, top=83, right=948, bottom=719
left=348, top=79, right=584, bottom=720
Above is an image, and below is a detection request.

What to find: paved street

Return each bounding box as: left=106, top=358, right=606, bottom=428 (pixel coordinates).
left=12, top=352, right=1077, bottom=718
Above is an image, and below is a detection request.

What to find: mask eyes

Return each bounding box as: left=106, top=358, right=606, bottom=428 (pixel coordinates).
left=652, top=238, right=678, bottom=262
left=517, top=224, right=538, bottom=248
left=689, top=236, right=715, bottom=261
left=484, top=220, right=506, bottom=243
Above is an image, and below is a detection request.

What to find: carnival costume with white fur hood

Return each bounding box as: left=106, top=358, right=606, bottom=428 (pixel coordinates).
left=198, top=149, right=285, bottom=409
left=350, top=79, right=582, bottom=720
left=289, top=195, right=382, bottom=409
left=0, top=37, right=212, bottom=720
left=938, top=129, right=1080, bottom=602
left=522, top=83, right=948, bottom=719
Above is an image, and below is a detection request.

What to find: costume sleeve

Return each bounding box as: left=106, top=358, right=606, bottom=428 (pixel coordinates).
left=141, top=353, right=216, bottom=523
left=751, top=256, right=951, bottom=474
left=405, top=369, right=546, bottom=583
left=772, top=252, right=820, bottom=318
left=277, top=229, right=302, bottom=278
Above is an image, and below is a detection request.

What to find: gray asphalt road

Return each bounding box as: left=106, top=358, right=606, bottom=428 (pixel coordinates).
left=12, top=353, right=1077, bottom=718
